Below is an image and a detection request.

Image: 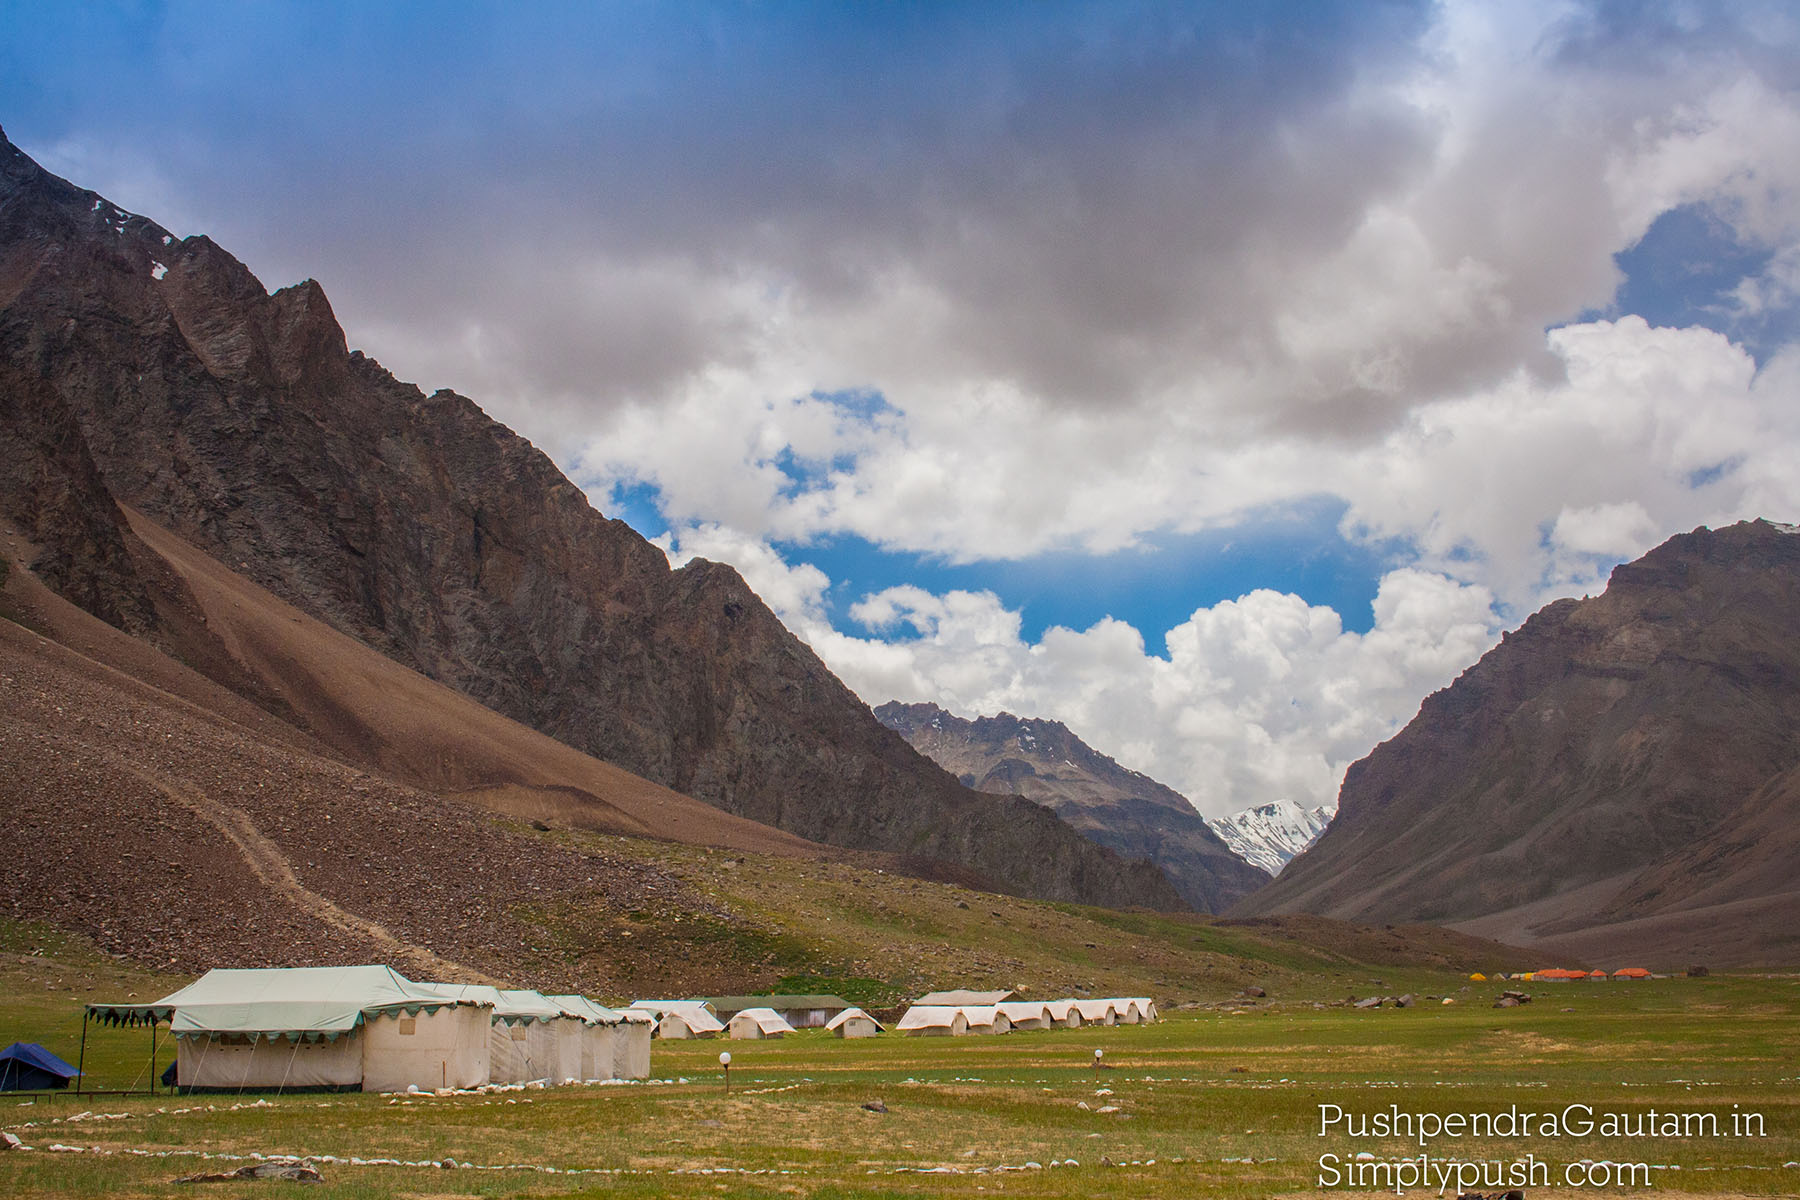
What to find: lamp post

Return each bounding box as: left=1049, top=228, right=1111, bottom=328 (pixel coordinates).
left=1093, top=1048, right=1104, bottom=1073
left=720, top=1050, right=731, bottom=1096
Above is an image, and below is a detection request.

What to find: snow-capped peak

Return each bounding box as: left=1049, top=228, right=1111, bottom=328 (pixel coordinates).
left=1206, top=800, right=1333, bottom=876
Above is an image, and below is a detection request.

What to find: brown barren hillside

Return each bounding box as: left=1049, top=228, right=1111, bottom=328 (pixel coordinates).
left=0, top=529, right=732, bottom=989
left=1236, top=520, right=1800, bottom=967
left=0, top=125, right=1181, bottom=911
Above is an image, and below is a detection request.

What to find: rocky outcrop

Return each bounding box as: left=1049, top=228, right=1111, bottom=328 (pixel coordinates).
left=1234, top=520, right=1800, bottom=963
left=875, top=701, right=1269, bottom=912
left=0, top=126, right=1182, bottom=911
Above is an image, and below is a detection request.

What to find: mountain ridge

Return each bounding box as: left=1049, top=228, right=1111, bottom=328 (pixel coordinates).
left=1234, top=519, right=1800, bottom=966
left=874, top=700, right=1270, bottom=912
left=0, top=126, right=1183, bottom=912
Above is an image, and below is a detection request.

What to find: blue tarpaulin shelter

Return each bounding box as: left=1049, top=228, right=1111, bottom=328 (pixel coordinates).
left=0, top=1042, right=81, bottom=1091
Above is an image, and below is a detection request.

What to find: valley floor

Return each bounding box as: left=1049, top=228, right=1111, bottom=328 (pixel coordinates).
left=1, top=939, right=1794, bottom=1199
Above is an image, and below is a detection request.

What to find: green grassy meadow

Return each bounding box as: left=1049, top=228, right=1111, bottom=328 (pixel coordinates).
left=2, top=921, right=1796, bottom=1199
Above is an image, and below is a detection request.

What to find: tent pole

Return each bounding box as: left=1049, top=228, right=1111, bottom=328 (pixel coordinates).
left=76, top=1011, right=89, bottom=1098
left=148, top=1018, right=159, bottom=1096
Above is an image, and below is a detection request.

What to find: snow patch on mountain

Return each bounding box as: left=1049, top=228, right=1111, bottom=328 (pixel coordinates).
left=1207, top=800, right=1333, bottom=876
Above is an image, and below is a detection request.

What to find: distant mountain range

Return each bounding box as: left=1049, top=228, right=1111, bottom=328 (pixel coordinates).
left=874, top=701, right=1271, bottom=912
left=0, top=125, right=1182, bottom=915
left=1237, top=520, right=1800, bottom=967
left=1205, top=801, right=1333, bottom=876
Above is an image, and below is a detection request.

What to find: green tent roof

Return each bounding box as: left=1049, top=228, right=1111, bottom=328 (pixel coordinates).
left=89, top=966, right=485, bottom=1040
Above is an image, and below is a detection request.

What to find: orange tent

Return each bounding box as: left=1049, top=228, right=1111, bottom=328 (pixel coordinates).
left=1587, top=970, right=1608, bottom=980
left=1612, top=967, right=1652, bottom=980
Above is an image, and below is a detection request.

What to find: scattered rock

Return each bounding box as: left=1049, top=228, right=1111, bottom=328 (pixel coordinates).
left=0, top=1132, right=23, bottom=1151
left=1395, top=994, right=1416, bottom=1008
left=1354, top=997, right=1382, bottom=1009
left=861, top=1099, right=887, bottom=1113
left=174, top=1159, right=323, bottom=1184
left=1243, top=985, right=1266, bottom=998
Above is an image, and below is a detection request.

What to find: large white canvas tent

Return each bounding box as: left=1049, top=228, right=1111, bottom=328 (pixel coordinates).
left=727, top=1008, right=796, bottom=1039
left=630, top=1001, right=725, bottom=1039
left=542, top=995, right=651, bottom=1082
left=427, top=985, right=580, bottom=1085
left=996, top=1002, right=1054, bottom=1031
left=825, top=1007, right=883, bottom=1038
left=896, top=1006, right=968, bottom=1037
left=1045, top=1000, right=1083, bottom=1028
left=88, top=966, right=492, bottom=1093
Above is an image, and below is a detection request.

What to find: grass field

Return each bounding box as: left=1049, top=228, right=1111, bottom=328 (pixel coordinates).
left=2, top=924, right=1796, bottom=1199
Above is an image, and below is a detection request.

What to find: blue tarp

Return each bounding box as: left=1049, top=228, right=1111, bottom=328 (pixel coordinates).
left=0, top=1042, right=81, bottom=1091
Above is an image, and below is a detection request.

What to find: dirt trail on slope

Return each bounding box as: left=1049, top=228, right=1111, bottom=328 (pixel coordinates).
left=105, top=747, right=493, bottom=984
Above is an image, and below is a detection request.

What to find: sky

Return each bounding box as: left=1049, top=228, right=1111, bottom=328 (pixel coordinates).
left=5, top=1, right=1798, bottom=818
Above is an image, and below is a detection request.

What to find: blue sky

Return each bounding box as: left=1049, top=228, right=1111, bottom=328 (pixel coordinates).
left=4, top=1, right=1797, bottom=815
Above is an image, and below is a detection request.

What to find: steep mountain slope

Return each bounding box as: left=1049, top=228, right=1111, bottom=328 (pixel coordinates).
left=1206, top=801, right=1333, bottom=876
left=874, top=702, right=1269, bottom=912
left=0, top=126, right=1180, bottom=911
left=1235, top=521, right=1800, bottom=965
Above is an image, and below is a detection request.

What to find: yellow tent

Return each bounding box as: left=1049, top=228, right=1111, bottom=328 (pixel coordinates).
left=1468, top=972, right=1486, bottom=981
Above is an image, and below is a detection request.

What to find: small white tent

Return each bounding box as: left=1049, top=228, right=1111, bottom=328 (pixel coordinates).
left=825, top=1007, right=884, bottom=1038
left=89, top=966, right=493, bottom=1093
left=1120, top=997, right=1158, bottom=1023
left=728, top=1008, right=796, bottom=1039
left=630, top=1000, right=724, bottom=1039
left=1073, top=999, right=1118, bottom=1026
left=960, top=1005, right=1013, bottom=1035
left=896, top=1006, right=968, bottom=1037
left=996, top=1002, right=1054, bottom=1031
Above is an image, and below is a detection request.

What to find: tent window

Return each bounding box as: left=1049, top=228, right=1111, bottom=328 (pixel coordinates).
left=398, top=1018, right=417, bottom=1036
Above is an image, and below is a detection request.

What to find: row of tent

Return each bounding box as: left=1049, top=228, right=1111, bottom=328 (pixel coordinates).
left=1468, top=968, right=1653, bottom=982
left=897, top=998, right=1157, bottom=1037
left=628, top=1001, right=885, bottom=1039
left=86, top=966, right=652, bottom=1094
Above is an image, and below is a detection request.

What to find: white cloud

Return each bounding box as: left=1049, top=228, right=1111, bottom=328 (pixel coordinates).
left=797, top=567, right=1498, bottom=819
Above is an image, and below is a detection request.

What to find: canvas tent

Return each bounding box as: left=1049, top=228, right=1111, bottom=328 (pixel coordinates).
left=630, top=1001, right=725, bottom=1039
left=1073, top=999, right=1118, bottom=1026
left=960, top=1005, right=1013, bottom=1035
left=0, top=1043, right=80, bottom=1091
left=88, top=966, right=492, bottom=1093
left=1116, top=997, right=1156, bottom=1024
left=996, top=1002, right=1054, bottom=1031
left=547, top=997, right=653, bottom=1080
left=825, top=1008, right=884, bottom=1038
left=703, top=994, right=851, bottom=1029
left=897, top=1006, right=968, bottom=1037
left=425, top=985, right=582, bottom=1085
left=1045, top=1000, right=1083, bottom=1028
left=728, top=1008, right=797, bottom=1039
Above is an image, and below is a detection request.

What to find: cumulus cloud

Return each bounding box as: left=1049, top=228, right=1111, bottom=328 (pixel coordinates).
left=657, top=535, right=1501, bottom=817
left=10, top=3, right=1800, bottom=818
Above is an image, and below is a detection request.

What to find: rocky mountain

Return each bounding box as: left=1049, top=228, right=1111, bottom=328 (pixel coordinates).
left=0, top=126, right=1182, bottom=913
left=1206, top=801, right=1333, bottom=877
left=873, top=701, right=1270, bottom=912
left=1235, top=521, right=1800, bottom=966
